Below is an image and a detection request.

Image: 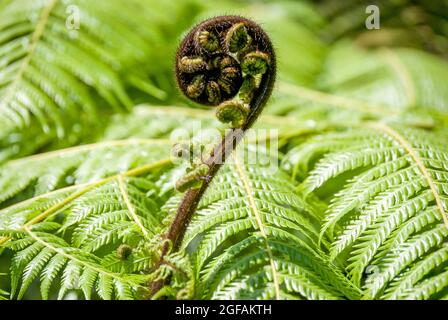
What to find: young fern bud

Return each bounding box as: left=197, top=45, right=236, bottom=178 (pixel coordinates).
left=241, top=51, right=270, bottom=76
left=205, top=81, right=221, bottom=105
left=196, top=30, right=220, bottom=53
left=175, top=163, right=210, bottom=192
left=117, top=244, right=133, bottom=260
left=225, top=22, right=252, bottom=53
left=239, top=75, right=257, bottom=103
left=186, top=74, right=205, bottom=98
left=216, top=100, right=250, bottom=128
left=173, top=16, right=276, bottom=193
left=175, top=15, right=276, bottom=122
left=178, top=56, right=207, bottom=73
left=172, top=142, right=193, bottom=161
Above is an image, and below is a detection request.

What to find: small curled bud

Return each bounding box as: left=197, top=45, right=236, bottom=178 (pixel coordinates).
left=196, top=30, right=220, bottom=52
left=241, top=51, right=270, bottom=76
left=225, top=22, right=252, bottom=53
left=219, top=67, right=241, bottom=94
left=186, top=75, right=205, bottom=98
left=175, top=164, right=210, bottom=192
left=117, top=244, right=133, bottom=260
left=172, top=142, right=193, bottom=160
left=178, top=56, right=207, bottom=73
left=206, top=81, right=221, bottom=104
left=216, top=100, right=250, bottom=128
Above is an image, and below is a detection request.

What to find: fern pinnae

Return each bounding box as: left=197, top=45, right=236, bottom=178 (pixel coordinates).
left=0, top=152, right=172, bottom=248
left=1, top=0, right=58, bottom=113
left=363, top=225, right=448, bottom=299
left=211, top=250, right=270, bottom=300
left=117, top=175, right=150, bottom=238
left=382, top=244, right=448, bottom=300
left=372, top=207, right=441, bottom=262
left=275, top=259, right=342, bottom=300
left=368, top=122, right=448, bottom=227
left=314, top=147, right=408, bottom=242
left=268, top=240, right=361, bottom=299
left=40, top=253, right=67, bottom=300
left=293, top=123, right=448, bottom=294
left=347, top=189, right=435, bottom=284
left=330, top=174, right=426, bottom=259
left=0, top=138, right=172, bottom=207
left=195, top=217, right=256, bottom=270
left=304, top=146, right=403, bottom=196
left=285, top=130, right=394, bottom=183
left=233, top=153, right=281, bottom=299
left=20, top=227, right=146, bottom=299
left=197, top=235, right=263, bottom=297
left=402, top=269, right=448, bottom=300
left=322, top=160, right=417, bottom=244
left=79, top=221, right=134, bottom=253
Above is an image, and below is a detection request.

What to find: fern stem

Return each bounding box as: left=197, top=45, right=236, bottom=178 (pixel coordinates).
left=149, top=15, right=276, bottom=298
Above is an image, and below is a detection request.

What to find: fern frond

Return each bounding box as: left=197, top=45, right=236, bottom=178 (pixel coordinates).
left=317, top=43, right=448, bottom=114
left=176, top=149, right=360, bottom=300
left=3, top=226, right=148, bottom=299
left=288, top=124, right=448, bottom=297
left=381, top=244, right=448, bottom=299
left=0, top=139, right=172, bottom=207
left=0, top=0, right=175, bottom=129
left=0, top=0, right=191, bottom=162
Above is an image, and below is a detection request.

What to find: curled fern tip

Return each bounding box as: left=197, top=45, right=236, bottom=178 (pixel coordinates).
left=175, top=15, right=276, bottom=128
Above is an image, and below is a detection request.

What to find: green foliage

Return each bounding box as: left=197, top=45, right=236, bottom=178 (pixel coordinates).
left=0, top=0, right=447, bottom=300
left=283, top=126, right=448, bottom=299
left=180, top=150, right=361, bottom=299
left=0, top=0, right=191, bottom=162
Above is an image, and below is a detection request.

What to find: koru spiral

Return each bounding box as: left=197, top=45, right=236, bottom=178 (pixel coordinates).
left=175, top=15, right=276, bottom=129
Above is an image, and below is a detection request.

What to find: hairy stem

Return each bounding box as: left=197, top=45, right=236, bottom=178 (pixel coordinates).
left=149, top=15, right=276, bottom=298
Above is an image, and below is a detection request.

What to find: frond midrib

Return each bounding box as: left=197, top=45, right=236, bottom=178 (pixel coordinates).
left=368, top=122, right=448, bottom=228
left=232, top=152, right=281, bottom=299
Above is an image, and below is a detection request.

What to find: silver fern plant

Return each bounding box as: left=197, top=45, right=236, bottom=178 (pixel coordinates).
left=0, top=0, right=447, bottom=300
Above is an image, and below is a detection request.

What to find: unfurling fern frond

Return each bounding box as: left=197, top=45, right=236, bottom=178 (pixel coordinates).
left=176, top=149, right=360, bottom=300
left=283, top=124, right=448, bottom=299
left=1, top=0, right=447, bottom=301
